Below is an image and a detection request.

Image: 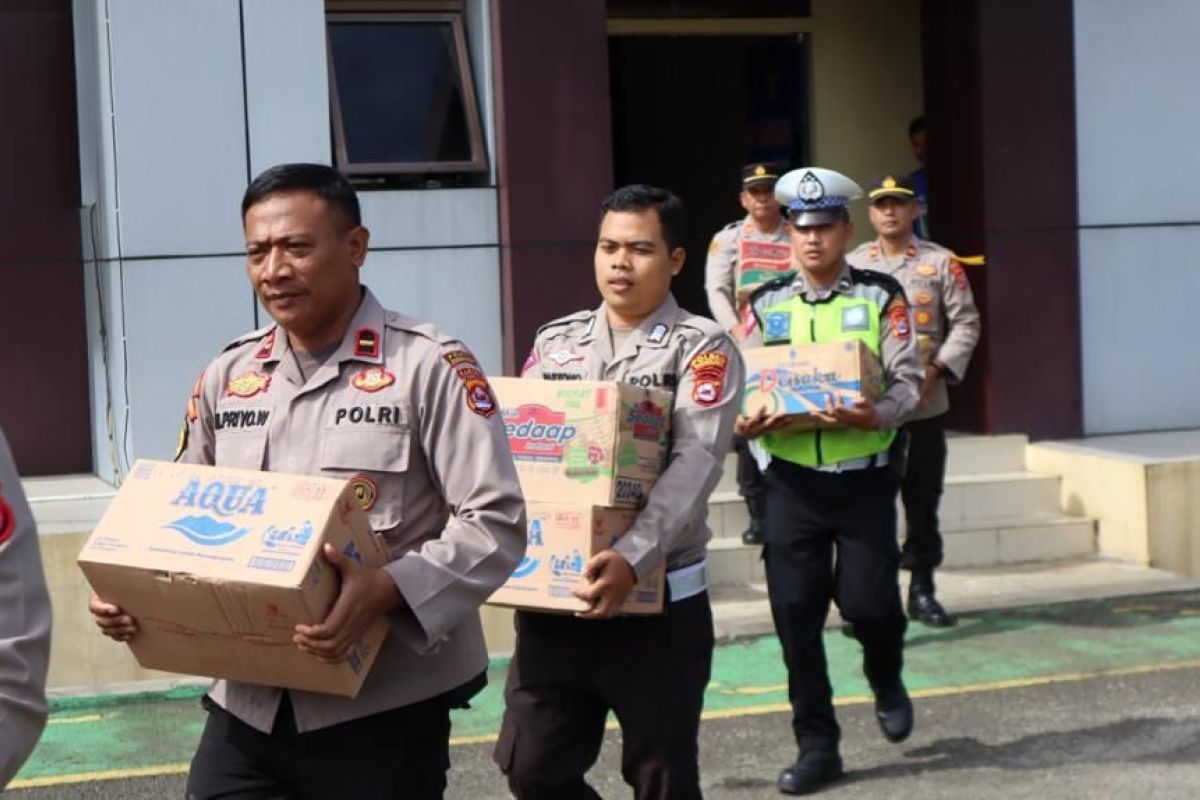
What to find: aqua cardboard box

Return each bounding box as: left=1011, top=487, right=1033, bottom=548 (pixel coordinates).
left=741, top=341, right=882, bottom=430
left=491, top=378, right=672, bottom=508
left=77, top=460, right=390, bottom=697
left=487, top=502, right=664, bottom=615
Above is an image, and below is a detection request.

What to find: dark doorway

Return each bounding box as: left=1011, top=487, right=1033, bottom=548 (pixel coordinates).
left=609, top=35, right=808, bottom=317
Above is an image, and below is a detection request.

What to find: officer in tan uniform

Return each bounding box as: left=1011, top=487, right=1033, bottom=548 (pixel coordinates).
left=496, top=184, right=743, bottom=800
left=705, top=162, right=793, bottom=545
left=89, top=163, right=526, bottom=799
left=0, top=428, right=52, bottom=790
left=847, top=175, right=981, bottom=628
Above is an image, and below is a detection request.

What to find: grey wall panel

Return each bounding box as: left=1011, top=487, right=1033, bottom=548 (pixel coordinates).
left=242, top=0, right=331, bottom=176
left=122, top=257, right=255, bottom=463
left=359, top=247, right=503, bottom=374
left=1075, top=0, right=1200, bottom=226
left=359, top=189, right=499, bottom=250
left=1080, top=226, right=1200, bottom=434
left=108, top=0, right=247, bottom=257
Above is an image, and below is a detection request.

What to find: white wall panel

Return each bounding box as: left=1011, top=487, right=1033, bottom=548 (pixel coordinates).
left=1075, top=0, right=1200, bottom=226
left=242, top=0, right=331, bottom=175
left=108, top=0, right=247, bottom=257
left=122, top=257, right=255, bottom=463
left=359, top=188, right=499, bottom=249
left=359, top=247, right=503, bottom=374
left=1080, top=226, right=1200, bottom=434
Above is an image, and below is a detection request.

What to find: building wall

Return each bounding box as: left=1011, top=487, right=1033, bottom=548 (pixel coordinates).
left=1074, top=0, right=1200, bottom=434
left=73, top=0, right=503, bottom=482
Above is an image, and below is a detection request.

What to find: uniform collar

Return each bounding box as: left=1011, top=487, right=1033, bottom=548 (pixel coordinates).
left=791, top=262, right=854, bottom=301
left=584, top=294, right=680, bottom=362
left=869, top=236, right=919, bottom=262
left=258, top=288, right=386, bottom=367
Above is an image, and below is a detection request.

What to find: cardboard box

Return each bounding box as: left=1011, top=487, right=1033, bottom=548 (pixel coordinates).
left=735, top=239, right=795, bottom=301
left=741, top=341, right=882, bottom=430
left=77, top=460, right=390, bottom=697
left=491, top=377, right=672, bottom=508
left=487, top=502, right=664, bottom=615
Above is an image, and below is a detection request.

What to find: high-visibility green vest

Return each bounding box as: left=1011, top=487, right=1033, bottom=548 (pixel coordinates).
left=751, top=272, right=895, bottom=467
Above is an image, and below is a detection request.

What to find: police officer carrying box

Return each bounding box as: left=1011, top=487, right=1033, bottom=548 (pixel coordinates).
left=0, top=427, right=52, bottom=790
left=705, top=162, right=793, bottom=545
left=88, top=163, right=526, bottom=799
left=496, top=184, right=743, bottom=799
left=847, top=175, right=981, bottom=628
left=737, top=168, right=924, bottom=795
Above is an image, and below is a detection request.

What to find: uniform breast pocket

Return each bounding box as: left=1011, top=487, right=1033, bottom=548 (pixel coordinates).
left=320, top=428, right=410, bottom=532
left=214, top=432, right=267, bottom=470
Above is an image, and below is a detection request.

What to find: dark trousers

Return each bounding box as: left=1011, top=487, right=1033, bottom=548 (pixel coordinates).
left=763, top=461, right=907, bottom=753
left=900, top=414, right=948, bottom=573
left=734, top=436, right=765, bottom=515
left=494, top=592, right=714, bottom=800
left=186, top=693, right=451, bottom=800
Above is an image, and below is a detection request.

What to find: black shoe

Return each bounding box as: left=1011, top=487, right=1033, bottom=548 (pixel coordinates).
left=907, top=587, right=956, bottom=628
left=873, top=681, right=913, bottom=743
left=777, top=752, right=843, bottom=795
left=742, top=520, right=764, bottom=546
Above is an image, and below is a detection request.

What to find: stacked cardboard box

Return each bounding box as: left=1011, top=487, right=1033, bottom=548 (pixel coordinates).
left=77, top=460, right=390, bottom=696
left=741, top=341, right=882, bottom=431
left=488, top=378, right=672, bottom=615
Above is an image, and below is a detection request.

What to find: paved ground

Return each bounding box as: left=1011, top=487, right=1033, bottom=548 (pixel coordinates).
left=11, top=590, right=1200, bottom=798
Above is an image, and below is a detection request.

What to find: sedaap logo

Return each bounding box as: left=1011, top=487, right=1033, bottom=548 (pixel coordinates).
left=171, top=479, right=268, bottom=517
left=503, top=404, right=578, bottom=462
left=626, top=400, right=666, bottom=442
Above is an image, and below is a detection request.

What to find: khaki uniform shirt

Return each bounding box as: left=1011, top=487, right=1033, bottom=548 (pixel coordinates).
left=704, top=215, right=793, bottom=338
left=177, top=289, right=526, bottom=733
left=847, top=237, right=981, bottom=421
left=0, top=428, right=52, bottom=788
left=522, top=294, right=743, bottom=580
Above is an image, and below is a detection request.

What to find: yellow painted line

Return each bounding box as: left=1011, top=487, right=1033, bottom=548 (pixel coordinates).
left=15, top=656, right=1200, bottom=790
left=9, top=763, right=190, bottom=789
left=47, top=714, right=105, bottom=725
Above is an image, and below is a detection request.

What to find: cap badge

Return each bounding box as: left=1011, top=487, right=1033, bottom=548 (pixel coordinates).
left=754, top=164, right=767, bottom=176
left=798, top=171, right=825, bottom=203
left=883, top=176, right=897, bottom=189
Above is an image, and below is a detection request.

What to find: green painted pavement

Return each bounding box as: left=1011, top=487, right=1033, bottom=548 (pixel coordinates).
left=17, top=591, right=1200, bottom=785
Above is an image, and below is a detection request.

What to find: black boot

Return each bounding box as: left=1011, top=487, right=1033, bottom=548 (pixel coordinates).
left=742, top=496, right=765, bottom=545
left=777, top=750, right=843, bottom=795
left=907, top=570, right=955, bottom=628
left=872, top=680, right=914, bottom=743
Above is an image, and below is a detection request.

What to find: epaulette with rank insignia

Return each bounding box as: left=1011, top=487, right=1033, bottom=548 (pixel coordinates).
left=220, top=323, right=276, bottom=354
left=534, top=308, right=594, bottom=340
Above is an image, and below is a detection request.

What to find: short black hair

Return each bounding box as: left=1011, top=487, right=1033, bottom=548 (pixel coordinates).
left=599, top=184, right=686, bottom=252
left=908, top=115, right=926, bottom=138
left=241, top=163, right=361, bottom=229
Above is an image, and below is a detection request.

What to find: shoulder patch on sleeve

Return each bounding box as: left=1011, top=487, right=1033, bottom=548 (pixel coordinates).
left=688, top=349, right=730, bottom=406
left=438, top=342, right=497, bottom=418
left=885, top=295, right=912, bottom=340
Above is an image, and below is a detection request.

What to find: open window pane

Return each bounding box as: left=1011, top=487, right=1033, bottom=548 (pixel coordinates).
left=327, top=13, right=486, bottom=174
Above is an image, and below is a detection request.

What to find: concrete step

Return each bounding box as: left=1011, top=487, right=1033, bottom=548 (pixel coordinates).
left=710, top=556, right=1200, bottom=641
left=715, top=434, right=1032, bottom=496
left=706, top=511, right=1096, bottom=588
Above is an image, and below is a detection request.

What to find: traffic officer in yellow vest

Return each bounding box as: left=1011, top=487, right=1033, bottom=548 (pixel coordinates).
left=847, top=175, right=981, bottom=628
left=0, top=427, right=52, bottom=790
left=88, top=163, right=526, bottom=799
left=705, top=162, right=794, bottom=545
left=496, top=184, right=742, bottom=799
left=737, top=167, right=924, bottom=795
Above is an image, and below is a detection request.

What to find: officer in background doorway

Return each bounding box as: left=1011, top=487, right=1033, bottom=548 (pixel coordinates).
left=847, top=175, right=981, bottom=628
left=704, top=162, right=794, bottom=545
left=737, top=168, right=923, bottom=795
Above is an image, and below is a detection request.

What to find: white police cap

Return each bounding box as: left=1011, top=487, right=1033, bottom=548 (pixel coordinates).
left=774, top=167, right=864, bottom=226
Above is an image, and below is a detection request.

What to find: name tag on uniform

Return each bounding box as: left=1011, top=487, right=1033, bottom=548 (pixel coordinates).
left=764, top=311, right=791, bottom=343
left=841, top=304, right=870, bottom=332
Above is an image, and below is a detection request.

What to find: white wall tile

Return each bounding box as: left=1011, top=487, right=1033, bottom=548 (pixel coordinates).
left=1080, top=226, right=1200, bottom=434
left=359, top=189, right=500, bottom=250
left=108, top=0, right=247, bottom=257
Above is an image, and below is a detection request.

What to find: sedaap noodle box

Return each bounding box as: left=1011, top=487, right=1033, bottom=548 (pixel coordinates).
left=77, top=460, right=390, bottom=697
left=490, top=378, right=672, bottom=508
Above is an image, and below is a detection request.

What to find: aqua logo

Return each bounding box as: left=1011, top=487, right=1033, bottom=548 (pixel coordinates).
left=550, top=550, right=584, bottom=578
left=164, top=515, right=250, bottom=546
left=528, top=519, right=545, bottom=547
left=510, top=556, right=541, bottom=579
left=171, top=480, right=267, bottom=517
left=263, top=522, right=313, bottom=552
